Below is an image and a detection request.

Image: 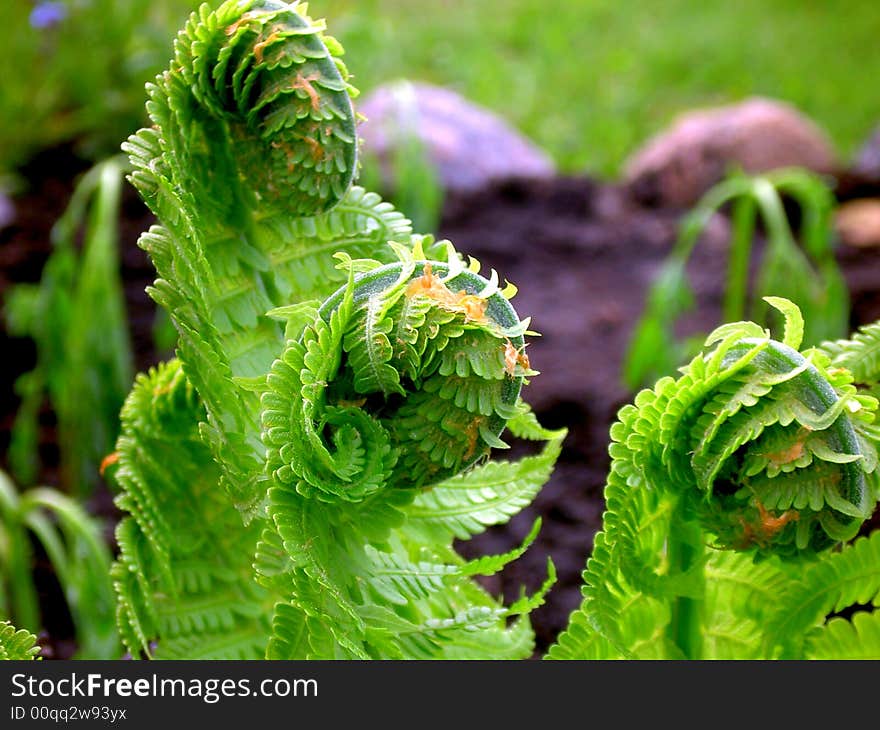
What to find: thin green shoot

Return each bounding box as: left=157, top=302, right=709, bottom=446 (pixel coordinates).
left=4, top=158, right=134, bottom=497
left=0, top=469, right=119, bottom=659
left=623, top=166, right=848, bottom=390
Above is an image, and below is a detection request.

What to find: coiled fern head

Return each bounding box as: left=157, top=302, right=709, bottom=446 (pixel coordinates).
left=165, top=0, right=357, bottom=215
left=263, top=240, right=534, bottom=503
left=549, top=299, right=880, bottom=660
left=617, top=297, right=879, bottom=559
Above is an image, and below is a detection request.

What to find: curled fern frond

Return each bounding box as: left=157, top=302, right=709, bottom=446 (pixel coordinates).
left=621, top=299, right=877, bottom=558
left=147, top=0, right=357, bottom=217
left=256, top=244, right=559, bottom=658
left=263, top=249, right=532, bottom=503
left=550, top=299, right=879, bottom=659
left=124, top=0, right=412, bottom=519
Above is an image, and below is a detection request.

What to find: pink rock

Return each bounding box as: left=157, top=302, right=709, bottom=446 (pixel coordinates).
left=623, top=97, right=839, bottom=208
left=0, top=192, right=14, bottom=229
left=836, top=198, right=880, bottom=248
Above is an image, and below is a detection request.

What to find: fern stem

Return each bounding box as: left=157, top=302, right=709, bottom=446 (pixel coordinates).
left=665, top=506, right=704, bottom=659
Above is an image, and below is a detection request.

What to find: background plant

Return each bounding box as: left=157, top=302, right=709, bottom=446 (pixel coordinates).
left=3, top=158, right=133, bottom=498
left=0, top=0, right=204, bottom=180
left=4, top=1, right=880, bottom=184
left=0, top=469, right=118, bottom=659
left=624, top=167, right=849, bottom=390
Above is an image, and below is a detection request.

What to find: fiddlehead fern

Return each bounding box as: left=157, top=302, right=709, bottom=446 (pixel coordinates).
left=124, top=0, right=410, bottom=518
left=112, top=1, right=563, bottom=660
left=549, top=298, right=880, bottom=659
left=256, top=242, right=559, bottom=659
left=263, top=243, right=530, bottom=502
left=143, top=0, right=358, bottom=218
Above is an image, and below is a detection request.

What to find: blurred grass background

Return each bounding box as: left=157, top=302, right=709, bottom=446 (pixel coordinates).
left=1, top=0, right=879, bottom=180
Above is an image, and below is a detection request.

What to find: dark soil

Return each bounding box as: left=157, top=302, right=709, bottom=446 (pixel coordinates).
left=4, top=145, right=880, bottom=657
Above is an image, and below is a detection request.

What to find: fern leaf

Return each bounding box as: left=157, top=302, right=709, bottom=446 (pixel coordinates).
left=0, top=621, right=41, bottom=660
left=804, top=610, right=880, bottom=660
left=700, top=550, right=791, bottom=659
left=821, top=319, right=880, bottom=386
left=343, top=264, right=412, bottom=396
left=763, top=530, right=880, bottom=658
left=112, top=360, right=271, bottom=659
left=365, top=549, right=458, bottom=605
left=404, top=422, right=564, bottom=542
left=461, top=518, right=543, bottom=577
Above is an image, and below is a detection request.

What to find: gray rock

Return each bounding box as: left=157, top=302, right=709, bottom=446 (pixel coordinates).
left=852, top=125, right=880, bottom=182
left=355, top=80, right=556, bottom=192
left=623, top=97, right=839, bottom=208
left=0, top=191, right=14, bottom=230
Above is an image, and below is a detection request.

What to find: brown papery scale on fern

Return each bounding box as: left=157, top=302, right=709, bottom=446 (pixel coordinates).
left=261, top=249, right=535, bottom=502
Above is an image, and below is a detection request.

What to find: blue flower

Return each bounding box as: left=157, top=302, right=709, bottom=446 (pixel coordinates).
left=29, top=1, right=67, bottom=29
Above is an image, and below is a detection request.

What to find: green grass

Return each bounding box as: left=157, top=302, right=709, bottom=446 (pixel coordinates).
left=0, top=0, right=201, bottom=182
left=1, top=0, right=878, bottom=180
left=320, top=0, right=880, bottom=177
